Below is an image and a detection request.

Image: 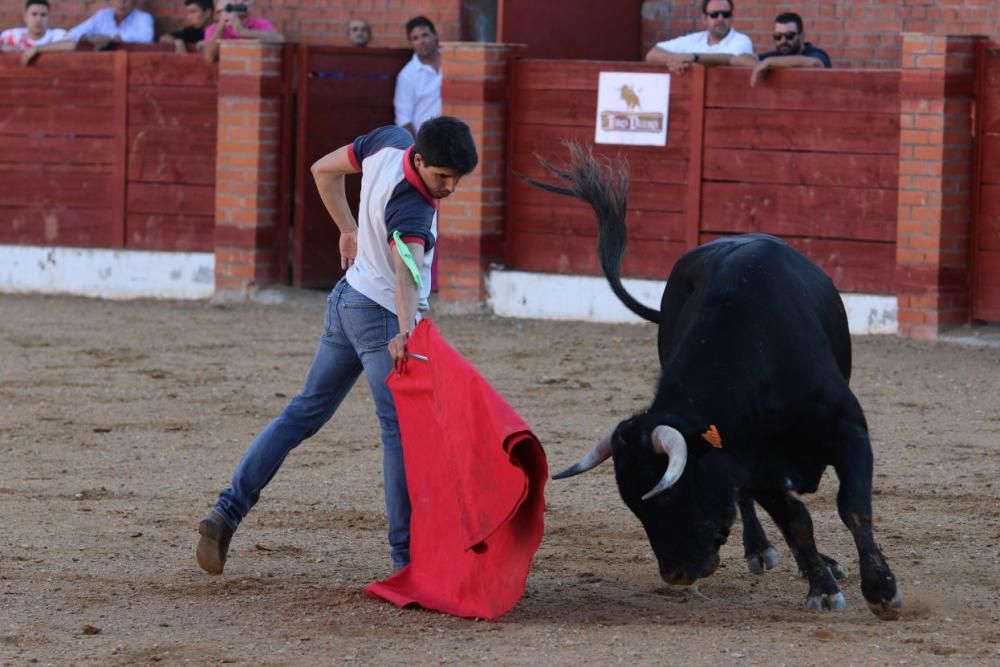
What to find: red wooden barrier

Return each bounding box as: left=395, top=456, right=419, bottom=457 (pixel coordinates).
left=507, top=60, right=694, bottom=280
left=505, top=61, right=901, bottom=293
left=125, top=53, right=217, bottom=252
left=0, top=53, right=117, bottom=247
left=0, top=51, right=217, bottom=253
left=972, top=43, right=1000, bottom=322
left=292, top=45, right=409, bottom=288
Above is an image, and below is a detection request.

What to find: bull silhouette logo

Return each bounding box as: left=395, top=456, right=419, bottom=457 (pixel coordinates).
left=618, top=85, right=641, bottom=111
left=600, top=81, right=663, bottom=134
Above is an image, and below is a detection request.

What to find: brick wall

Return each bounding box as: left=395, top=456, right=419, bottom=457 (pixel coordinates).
left=213, top=40, right=285, bottom=295
left=4, top=0, right=995, bottom=66
left=437, top=41, right=520, bottom=306
left=895, top=33, right=983, bottom=338
left=0, top=0, right=460, bottom=48
left=641, top=0, right=999, bottom=69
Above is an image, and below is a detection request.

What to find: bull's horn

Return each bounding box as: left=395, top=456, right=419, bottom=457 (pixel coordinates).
left=552, top=429, right=614, bottom=480
left=641, top=425, right=688, bottom=501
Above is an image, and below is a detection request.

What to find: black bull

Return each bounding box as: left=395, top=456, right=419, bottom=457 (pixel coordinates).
left=525, top=144, right=902, bottom=619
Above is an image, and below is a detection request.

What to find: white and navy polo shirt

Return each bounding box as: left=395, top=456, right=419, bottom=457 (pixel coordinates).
left=344, top=125, right=438, bottom=315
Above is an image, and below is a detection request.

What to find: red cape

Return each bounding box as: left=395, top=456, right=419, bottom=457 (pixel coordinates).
left=364, top=320, right=547, bottom=619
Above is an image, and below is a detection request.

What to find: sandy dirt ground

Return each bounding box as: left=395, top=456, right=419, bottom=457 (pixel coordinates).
left=1, top=290, right=999, bottom=666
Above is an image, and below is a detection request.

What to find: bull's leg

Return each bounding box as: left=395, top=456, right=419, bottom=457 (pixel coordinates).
left=737, top=492, right=779, bottom=574
left=832, top=421, right=901, bottom=620
left=750, top=490, right=846, bottom=611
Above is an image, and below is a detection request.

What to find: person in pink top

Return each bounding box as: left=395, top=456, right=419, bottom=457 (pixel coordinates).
left=201, top=0, right=282, bottom=62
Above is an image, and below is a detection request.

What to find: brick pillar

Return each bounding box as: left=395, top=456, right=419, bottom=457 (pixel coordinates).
left=896, top=34, right=984, bottom=339
left=437, top=42, right=522, bottom=308
left=213, top=41, right=285, bottom=296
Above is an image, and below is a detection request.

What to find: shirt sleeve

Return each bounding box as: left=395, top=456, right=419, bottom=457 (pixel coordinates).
left=385, top=185, right=436, bottom=252
left=809, top=47, right=832, bottom=68
left=655, top=34, right=690, bottom=54
left=731, top=33, right=755, bottom=55
left=67, top=14, right=97, bottom=42
left=393, top=66, right=415, bottom=128
left=248, top=17, right=276, bottom=32
left=126, top=11, right=154, bottom=43
left=351, top=126, right=413, bottom=167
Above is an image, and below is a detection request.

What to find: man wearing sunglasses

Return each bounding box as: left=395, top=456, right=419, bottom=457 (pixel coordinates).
left=644, top=0, right=753, bottom=72
left=733, top=12, right=831, bottom=86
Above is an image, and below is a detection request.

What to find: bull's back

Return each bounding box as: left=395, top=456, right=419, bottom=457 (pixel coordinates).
left=659, top=234, right=851, bottom=382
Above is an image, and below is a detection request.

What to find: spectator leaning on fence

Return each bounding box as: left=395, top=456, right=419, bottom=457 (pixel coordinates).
left=1, top=0, right=67, bottom=50
left=393, top=15, right=441, bottom=138
left=1, top=0, right=74, bottom=65
left=67, top=0, right=154, bottom=48
left=732, top=12, right=831, bottom=86
left=159, top=0, right=214, bottom=54
left=644, top=0, right=754, bottom=73
left=347, top=17, right=371, bottom=47
left=201, top=0, right=283, bottom=63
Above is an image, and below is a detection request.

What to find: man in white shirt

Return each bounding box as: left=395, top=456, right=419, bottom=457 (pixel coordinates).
left=67, top=0, right=154, bottom=48
left=1, top=0, right=68, bottom=50
left=393, top=15, right=441, bottom=138
left=645, top=0, right=755, bottom=72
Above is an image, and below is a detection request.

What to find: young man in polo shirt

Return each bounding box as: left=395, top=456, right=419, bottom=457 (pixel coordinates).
left=196, top=116, right=478, bottom=576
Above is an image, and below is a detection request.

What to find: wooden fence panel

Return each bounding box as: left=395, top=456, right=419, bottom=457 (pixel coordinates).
left=505, top=61, right=900, bottom=292
left=972, top=43, right=1000, bottom=321
left=125, top=53, right=217, bottom=252
left=292, top=46, right=410, bottom=288
left=0, top=52, right=218, bottom=252
left=506, top=59, right=694, bottom=281
left=701, top=67, right=900, bottom=293
left=0, top=53, right=117, bottom=247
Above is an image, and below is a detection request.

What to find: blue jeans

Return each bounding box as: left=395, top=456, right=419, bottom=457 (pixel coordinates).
left=213, top=279, right=410, bottom=569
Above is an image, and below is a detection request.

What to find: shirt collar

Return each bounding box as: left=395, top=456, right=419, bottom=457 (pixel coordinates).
left=403, top=145, right=438, bottom=209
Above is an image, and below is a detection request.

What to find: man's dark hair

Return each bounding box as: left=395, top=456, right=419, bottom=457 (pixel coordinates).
left=25, top=0, right=49, bottom=8
left=774, top=12, right=803, bottom=33
left=701, top=0, right=733, bottom=13
left=185, top=0, right=214, bottom=10
left=405, top=15, right=436, bottom=36
left=414, top=116, right=478, bottom=176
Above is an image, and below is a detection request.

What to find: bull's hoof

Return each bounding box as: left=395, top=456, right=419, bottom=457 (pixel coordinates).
left=806, top=592, right=847, bottom=611
left=746, top=546, right=780, bottom=575
left=867, top=590, right=903, bottom=620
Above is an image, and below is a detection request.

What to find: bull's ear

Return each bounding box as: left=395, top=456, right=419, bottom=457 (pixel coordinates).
left=641, top=425, right=688, bottom=500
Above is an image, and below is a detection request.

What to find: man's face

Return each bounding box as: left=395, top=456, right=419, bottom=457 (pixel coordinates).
left=23, top=3, right=49, bottom=35
left=408, top=25, right=437, bottom=59
left=414, top=153, right=461, bottom=200
left=216, top=0, right=248, bottom=26
left=348, top=19, right=371, bottom=47
left=772, top=21, right=803, bottom=55
left=702, top=0, right=733, bottom=42
left=114, top=0, right=137, bottom=20
left=185, top=3, right=212, bottom=28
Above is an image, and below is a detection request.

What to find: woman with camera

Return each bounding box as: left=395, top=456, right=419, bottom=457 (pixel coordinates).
left=200, top=0, right=283, bottom=62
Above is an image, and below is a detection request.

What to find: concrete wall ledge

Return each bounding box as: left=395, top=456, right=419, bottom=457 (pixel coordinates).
left=0, top=245, right=214, bottom=300
left=487, top=269, right=898, bottom=335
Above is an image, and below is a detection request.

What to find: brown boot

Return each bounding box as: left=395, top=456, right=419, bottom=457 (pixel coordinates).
left=196, top=510, right=234, bottom=575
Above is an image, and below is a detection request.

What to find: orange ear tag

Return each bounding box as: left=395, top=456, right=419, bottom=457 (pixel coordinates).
left=701, top=424, right=723, bottom=448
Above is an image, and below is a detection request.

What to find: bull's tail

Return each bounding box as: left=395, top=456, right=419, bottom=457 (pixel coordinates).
left=521, top=142, right=660, bottom=323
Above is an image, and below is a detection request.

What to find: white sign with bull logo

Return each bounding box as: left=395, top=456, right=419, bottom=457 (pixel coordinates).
left=594, top=71, right=670, bottom=147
